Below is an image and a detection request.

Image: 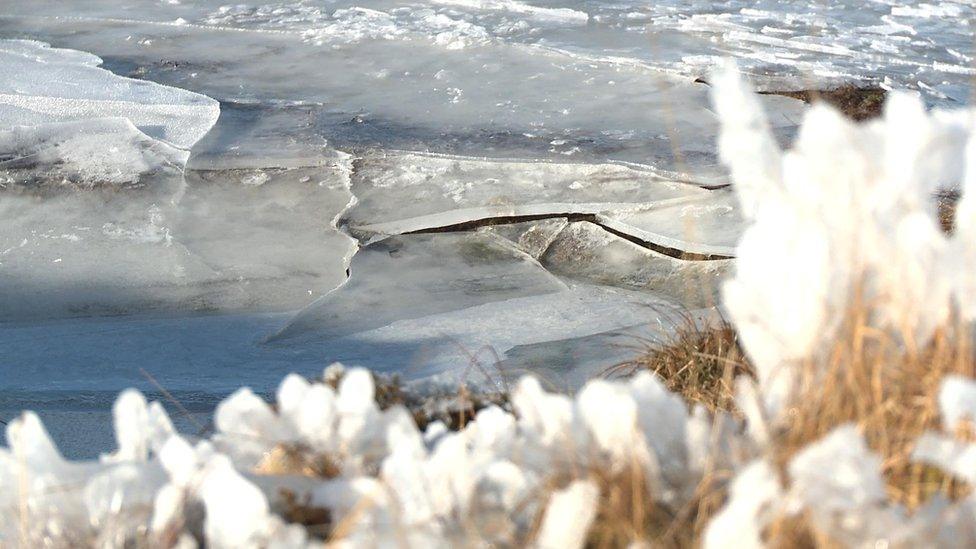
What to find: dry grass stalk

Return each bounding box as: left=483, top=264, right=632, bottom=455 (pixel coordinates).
left=609, top=296, right=976, bottom=547
left=608, top=314, right=751, bottom=413
left=246, top=297, right=976, bottom=547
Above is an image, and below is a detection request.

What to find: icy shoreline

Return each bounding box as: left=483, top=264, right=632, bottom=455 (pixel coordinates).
left=2, top=1, right=976, bottom=541
left=2, top=0, right=975, bottom=462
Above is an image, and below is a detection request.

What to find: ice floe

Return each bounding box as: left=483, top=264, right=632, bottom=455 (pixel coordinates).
left=0, top=39, right=218, bottom=149
left=271, top=231, right=682, bottom=388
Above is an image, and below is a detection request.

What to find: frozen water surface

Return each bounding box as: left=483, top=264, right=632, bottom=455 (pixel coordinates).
left=0, top=0, right=972, bottom=456
left=273, top=231, right=570, bottom=343
left=343, top=150, right=714, bottom=237
left=0, top=1, right=810, bottom=180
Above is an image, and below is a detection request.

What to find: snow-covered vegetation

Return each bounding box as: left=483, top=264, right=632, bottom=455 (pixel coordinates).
left=5, top=63, right=976, bottom=547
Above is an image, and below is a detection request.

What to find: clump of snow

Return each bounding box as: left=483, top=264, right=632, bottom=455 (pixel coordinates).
left=702, top=61, right=976, bottom=548
left=712, top=61, right=975, bottom=421
left=0, top=40, right=219, bottom=150
left=703, top=460, right=781, bottom=549
left=0, top=366, right=734, bottom=547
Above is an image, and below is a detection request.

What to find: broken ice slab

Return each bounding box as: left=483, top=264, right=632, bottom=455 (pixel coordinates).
left=482, top=218, right=570, bottom=259
left=480, top=218, right=731, bottom=306
left=0, top=118, right=188, bottom=195
left=269, top=229, right=692, bottom=388
left=343, top=151, right=712, bottom=238
left=272, top=231, right=568, bottom=343
left=0, top=39, right=218, bottom=150
left=275, top=280, right=671, bottom=389
left=343, top=151, right=745, bottom=258
left=187, top=102, right=348, bottom=171
left=598, top=190, right=744, bottom=258
left=0, top=165, right=355, bottom=321
left=538, top=221, right=732, bottom=307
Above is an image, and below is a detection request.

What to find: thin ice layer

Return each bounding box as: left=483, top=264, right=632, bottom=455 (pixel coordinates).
left=272, top=231, right=569, bottom=343
left=277, top=282, right=670, bottom=387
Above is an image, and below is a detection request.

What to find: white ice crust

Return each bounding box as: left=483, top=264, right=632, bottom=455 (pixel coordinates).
left=0, top=40, right=218, bottom=149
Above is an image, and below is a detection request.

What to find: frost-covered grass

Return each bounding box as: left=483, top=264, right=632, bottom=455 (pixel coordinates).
left=7, top=61, right=976, bottom=547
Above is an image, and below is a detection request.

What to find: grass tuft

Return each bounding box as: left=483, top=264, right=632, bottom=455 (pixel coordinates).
left=607, top=314, right=750, bottom=413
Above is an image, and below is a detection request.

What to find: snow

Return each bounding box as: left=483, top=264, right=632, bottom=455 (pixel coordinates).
left=703, top=460, right=782, bottom=549
left=0, top=40, right=218, bottom=149
left=713, top=62, right=974, bottom=419
left=23, top=362, right=976, bottom=547
left=1, top=366, right=727, bottom=547
left=535, top=480, right=599, bottom=549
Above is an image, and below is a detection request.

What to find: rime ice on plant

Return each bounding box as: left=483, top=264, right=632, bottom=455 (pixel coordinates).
left=711, top=61, right=976, bottom=422
left=0, top=366, right=728, bottom=548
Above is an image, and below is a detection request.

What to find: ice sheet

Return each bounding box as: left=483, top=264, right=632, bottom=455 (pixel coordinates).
left=0, top=163, right=356, bottom=320
left=0, top=117, right=188, bottom=193
left=0, top=39, right=218, bottom=149
left=343, top=151, right=711, bottom=237
left=272, top=231, right=568, bottom=342
left=538, top=221, right=731, bottom=307
left=0, top=5, right=808, bottom=183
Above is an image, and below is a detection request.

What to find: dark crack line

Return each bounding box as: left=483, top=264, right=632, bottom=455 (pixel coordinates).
left=404, top=213, right=733, bottom=261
